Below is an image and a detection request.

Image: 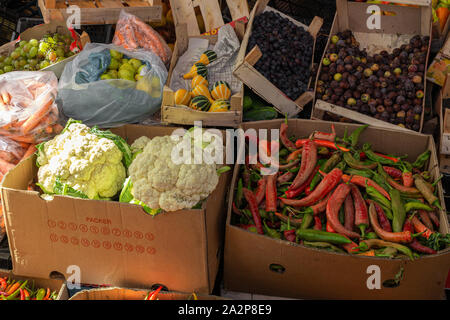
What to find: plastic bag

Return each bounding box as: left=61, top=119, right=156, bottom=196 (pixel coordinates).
left=113, top=10, right=172, bottom=66
left=0, top=135, right=25, bottom=165
left=57, top=43, right=168, bottom=128
left=0, top=71, right=61, bottom=144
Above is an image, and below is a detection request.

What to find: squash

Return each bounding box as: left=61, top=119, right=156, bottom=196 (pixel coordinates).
left=189, top=95, right=211, bottom=111
left=191, top=75, right=208, bottom=88
left=183, top=63, right=207, bottom=79
left=208, top=99, right=230, bottom=112
left=211, top=81, right=231, bottom=100
left=196, top=50, right=217, bottom=66
left=191, top=84, right=214, bottom=103
left=174, top=88, right=191, bottom=105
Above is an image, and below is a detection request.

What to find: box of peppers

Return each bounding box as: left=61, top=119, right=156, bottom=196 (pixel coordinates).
left=224, top=119, right=450, bottom=300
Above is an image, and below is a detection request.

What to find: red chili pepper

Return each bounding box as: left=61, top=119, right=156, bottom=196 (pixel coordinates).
left=280, top=122, right=297, bottom=151
left=265, top=174, right=277, bottom=213
left=402, top=171, right=414, bottom=188
left=359, top=152, right=367, bottom=160
left=243, top=188, right=264, bottom=235
left=277, top=171, right=294, bottom=184
left=304, top=186, right=312, bottom=196
left=418, top=210, right=434, bottom=231
left=326, top=183, right=361, bottom=239
left=284, top=229, right=296, bottom=242
left=286, top=148, right=302, bottom=162
left=351, top=184, right=369, bottom=237
left=371, top=201, right=392, bottom=232
left=282, top=168, right=343, bottom=207
left=0, top=278, right=6, bottom=292
left=344, top=193, right=355, bottom=232
left=403, top=218, right=436, bottom=254
left=411, top=215, right=433, bottom=239
left=387, top=177, right=420, bottom=195
left=382, top=166, right=402, bottom=179
left=295, top=138, right=350, bottom=152
left=43, top=288, right=50, bottom=300
left=311, top=124, right=336, bottom=142
left=314, top=216, right=322, bottom=230
left=341, top=235, right=360, bottom=253
left=309, top=192, right=332, bottom=215
left=368, top=202, right=411, bottom=243
left=360, top=151, right=400, bottom=163
left=20, top=288, right=25, bottom=301
left=341, top=174, right=391, bottom=200
left=23, top=289, right=29, bottom=300
left=147, top=286, right=163, bottom=300
left=232, top=202, right=242, bottom=216
left=326, top=221, right=336, bottom=233
left=274, top=212, right=302, bottom=227
left=428, top=211, right=440, bottom=228
left=254, top=177, right=267, bottom=206
left=289, top=140, right=317, bottom=190
left=284, top=164, right=320, bottom=199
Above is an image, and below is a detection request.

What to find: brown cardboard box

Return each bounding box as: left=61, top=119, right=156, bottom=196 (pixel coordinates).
left=0, top=21, right=90, bottom=79
left=0, top=269, right=69, bottom=300
left=1, top=124, right=232, bottom=294
left=224, top=119, right=450, bottom=300
left=312, top=0, right=432, bottom=133
left=69, top=287, right=224, bottom=300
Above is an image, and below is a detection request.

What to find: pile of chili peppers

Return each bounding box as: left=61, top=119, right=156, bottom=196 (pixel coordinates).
left=232, top=122, right=450, bottom=259
left=0, top=276, right=58, bottom=300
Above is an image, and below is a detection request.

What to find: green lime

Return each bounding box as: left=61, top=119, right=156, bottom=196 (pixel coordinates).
left=100, top=74, right=113, bottom=80
left=118, top=69, right=135, bottom=81
left=108, top=69, right=118, bottom=78
left=29, top=39, right=38, bottom=47
left=129, top=58, right=142, bottom=70
left=110, top=49, right=123, bottom=60
left=28, top=47, right=38, bottom=58
left=40, top=60, right=50, bottom=69
left=119, top=63, right=135, bottom=74
left=109, top=58, right=120, bottom=70
left=4, top=65, right=13, bottom=73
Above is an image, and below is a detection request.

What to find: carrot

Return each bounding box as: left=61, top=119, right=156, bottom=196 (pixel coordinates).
left=437, top=6, right=450, bottom=32
left=21, top=97, right=53, bottom=134
left=358, top=250, right=375, bottom=257
left=45, top=126, right=53, bottom=134
left=53, top=124, right=63, bottom=134
left=0, top=158, right=15, bottom=175
left=22, top=144, right=37, bottom=160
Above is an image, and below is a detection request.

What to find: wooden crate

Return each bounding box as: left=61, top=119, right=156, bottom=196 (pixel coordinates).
left=233, top=0, right=323, bottom=118
left=38, top=0, right=163, bottom=25
left=161, top=0, right=249, bottom=128
left=311, top=0, right=432, bottom=133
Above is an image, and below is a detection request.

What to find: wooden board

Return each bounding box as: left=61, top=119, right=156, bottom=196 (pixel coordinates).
left=233, top=0, right=323, bottom=117
left=39, top=0, right=162, bottom=25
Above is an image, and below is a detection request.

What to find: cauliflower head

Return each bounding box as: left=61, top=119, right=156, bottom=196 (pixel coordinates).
left=37, top=123, right=126, bottom=199
left=128, top=135, right=219, bottom=212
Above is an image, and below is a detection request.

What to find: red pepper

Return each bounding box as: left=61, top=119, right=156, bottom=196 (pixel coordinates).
left=284, top=164, right=320, bottom=199
left=254, top=177, right=267, bottom=206
left=351, top=184, right=369, bottom=237
left=289, top=140, right=317, bottom=190
left=243, top=188, right=264, bottom=235
left=382, top=166, right=402, bottom=179
left=341, top=174, right=391, bottom=200
left=232, top=202, right=242, bottom=216
left=368, top=202, right=411, bottom=243
left=402, top=171, right=414, bottom=188
left=309, top=192, right=332, bottom=215
left=311, top=124, right=336, bottom=142
left=387, top=177, right=420, bottom=195
left=428, top=211, right=440, bottom=228
left=274, top=212, right=302, bottom=227
left=326, top=221, right=335, bottom=233
left=43, top=288, right=50, bottom=300
left=286, top=148, right=302, bottom=162
left=23, top=289, right=30, bottom=300
left=147, top=286, right=163, bottom=300
left=418, top=210, right=434, bottom=231
left=0, top=278, right=6, bottom=291
left=403, top=218, right=436, bottom=254
left=341, top=235, right=360, bottom=253
left=360, top=151, right=400, bottom=163
left=410, top=215, right=433, bottom=239
left=326, top=183, right=361, bottom=239
left=282, top=168, right=343, bottom=207
left=371, top=201, right=392, bottom=232
left=314, top=216, right=322, bottom=230
left=277, top=171, right=294, bottom=184
left=265, top=174, right=277, bottom=213
left=20, top=288, right=25, bottom=301
left=296, top=138, right=350, bottom=152
left=304, top=186, right=312, bottom=196
left=284, top=229, right=296, bottom=242
left=280, top=122, right=297, bottom=151
left=344, top=193, right=355, bottom=232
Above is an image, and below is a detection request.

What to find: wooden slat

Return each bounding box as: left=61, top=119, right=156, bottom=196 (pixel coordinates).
left=198, top=0, right=224, bottom=33
left=336, top=0, right=349, bottom=31
left=225, top=0, right=249, bottom=21
left=244, top=45, right=262, bottom=66
left=255, top=0, right=269, bottom=16
left=379, top=0, right=430, bottom=5
left=170, top=0, right=200, bottom=36
left=420, top=5, right=432, bottom=36
left=307, top=16, right=323, bottom=39
left=45, top=0, right=56, bottom=8
left=98, top=0, right=125, bottom=8
left=162, top=106, right=241, bottom=127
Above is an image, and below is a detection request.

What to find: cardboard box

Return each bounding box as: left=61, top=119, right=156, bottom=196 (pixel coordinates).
left=69, top=287, right=224, bottom=300
left=161, top=0, right=249, bottom=128
left=0, top=269, right=69, bottom=300
left=233, top=0, right=323, bottom=117
left=1, top=124, right=232, bottom=294
left=312, top=0, right=432, bottom=133
left=427, top=32, right=450, bottom=86
left=224, top=119, right=450, bottom=300
left=0, top=21, right=90, bottom=79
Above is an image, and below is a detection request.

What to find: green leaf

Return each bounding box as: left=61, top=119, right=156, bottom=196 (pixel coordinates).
left=52, top=177, right=89, bottom=199
left=35, top=141, right=46, bottom=168
left=61, top=119, right=82, bottom=134
left=217, top=166, right=231, bottom=175
left=119, top=177, right=161, bottom=216
left=89, top=126, right=133, bottom=168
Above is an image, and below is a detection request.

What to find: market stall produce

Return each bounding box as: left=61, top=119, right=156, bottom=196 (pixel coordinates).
left=0, top=275, right=58, bottom=300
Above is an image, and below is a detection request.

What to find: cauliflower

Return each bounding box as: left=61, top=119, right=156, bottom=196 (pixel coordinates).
left=37, top=122, right=127, bottom=199
left=128, top=134, right=220, bottom=212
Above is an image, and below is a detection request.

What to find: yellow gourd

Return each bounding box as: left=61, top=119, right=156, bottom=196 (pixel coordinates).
left=191, top=75, right=208, bottom=88
left=211, top=81, right=231, bottom=100
left=191, top=84, right=214, bottom=103
left=208, top=99, right=230, bottom=112
left=183, top=63, right=207, bottom=79
left=174, top=88, right=191, bottom=106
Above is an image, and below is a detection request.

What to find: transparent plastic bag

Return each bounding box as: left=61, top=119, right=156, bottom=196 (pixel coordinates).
left=0, top=135, right=25, bottom=165
left=57, top=43, right=168, bottom=128
left=113, top=10, right=172, bottom=66
left=0, top=71, right=61, bottom=144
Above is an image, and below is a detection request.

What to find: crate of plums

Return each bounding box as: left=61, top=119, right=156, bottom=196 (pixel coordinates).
left=233, top=0, right=323, bottom=117
left=312, top=0, right=432, bottom=133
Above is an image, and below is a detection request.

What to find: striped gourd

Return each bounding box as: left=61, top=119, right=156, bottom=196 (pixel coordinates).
left=211, top=81, right=231, bottom=100
left=208, top=99, right=230, bottom=112
left=174, top=88, right=191, bottom=106
left=196, top=50, right=217, bottom=66
left=191, top=84, right=214, bottom=103
left=189, top=95, right=211, bottom=111
left=191, top=75, right=208, bottom=88
left=183, top=63, right=208, bottom=79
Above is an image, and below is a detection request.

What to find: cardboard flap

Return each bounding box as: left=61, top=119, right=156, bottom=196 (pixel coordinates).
left=308, top=16, right=323, bottom=39
left=244, top=45, right=262, bottom=66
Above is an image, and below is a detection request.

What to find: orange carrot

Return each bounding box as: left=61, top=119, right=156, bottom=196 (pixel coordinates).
left=53, top=124, right=63, bottom=134
left=21, top=97, right=54, bottom=134
left=437, top=6, right=450, bottom=32
left=22, top=144, right=37, bottom=160
left=0, top=158, right=15, bottom=174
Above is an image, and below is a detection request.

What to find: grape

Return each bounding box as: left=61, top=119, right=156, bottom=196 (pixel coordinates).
left=28, top=47, right=38, bottom=58
left=19, top=40, right=27, bottom=48
left=0, top=70, right=4, bottom=75
left=4, top=57, right=12, bottom=65
left=55, top=47, right=65, bottom=58
left=10, top=51, right=20, bottom=60
left=0, top=56, right=4, bottom=63
left=21, top=50, right=28, bottom=58
left=4, top=65, right=13, bottom=73
left=19, top=59, right=27, bottom=67
left=40, top=60, right=50, bottom=69
left=28, top=59, right=38, bottom=67
left=22, top=44, right=30, bottom=53
left=29, top=39, right=38, bottom=47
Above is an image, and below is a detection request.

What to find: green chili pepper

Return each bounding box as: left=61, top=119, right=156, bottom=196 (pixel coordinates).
left=345, top=168, right=373, bottom=179
left=279, top=148, right=289, bottom=158
left=242, top=209, right=254, bottom=223
left=366, top=185, right=391, bottom=209
left=365, top=232, right=378, bottom=239
left=295, top=229, right=351, bottom=245
left=363, top=144, right=396, bottom=165
left=414, top=174, right=442, bottom=209
left=318, top=147, right=329, bottom=155
left=375, top=247, right=397, bottom=258
left=343, top=152, right=377, bottom=170
left=288, top=166, right=300, bottom=173
left=259, top=209, right=271, bottom=220
left=335, top=160, right=346, bottom=171
left=300, top=213, right=313, bottom=230
left=323, top=152, right=342, bottom=173
left=263, top=220, right=281, bottom=239
left=404, top=201, right=433, bottom=213
left=35, top=288, right=46, bottom=300
left=6, top=280, right=28, bottom=300
left=377, top=202, right=393, bottom=220
left=412, top=150, right=431, bottom=169
left=303, top=241, right=345, bottom=253
left=349, top=125, right=368, bottom=147
left=309, top=159, right=328, bottom=190
left=235, top=178, right=243, bottom=208
left=390, top=189, right=406, bottom=233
